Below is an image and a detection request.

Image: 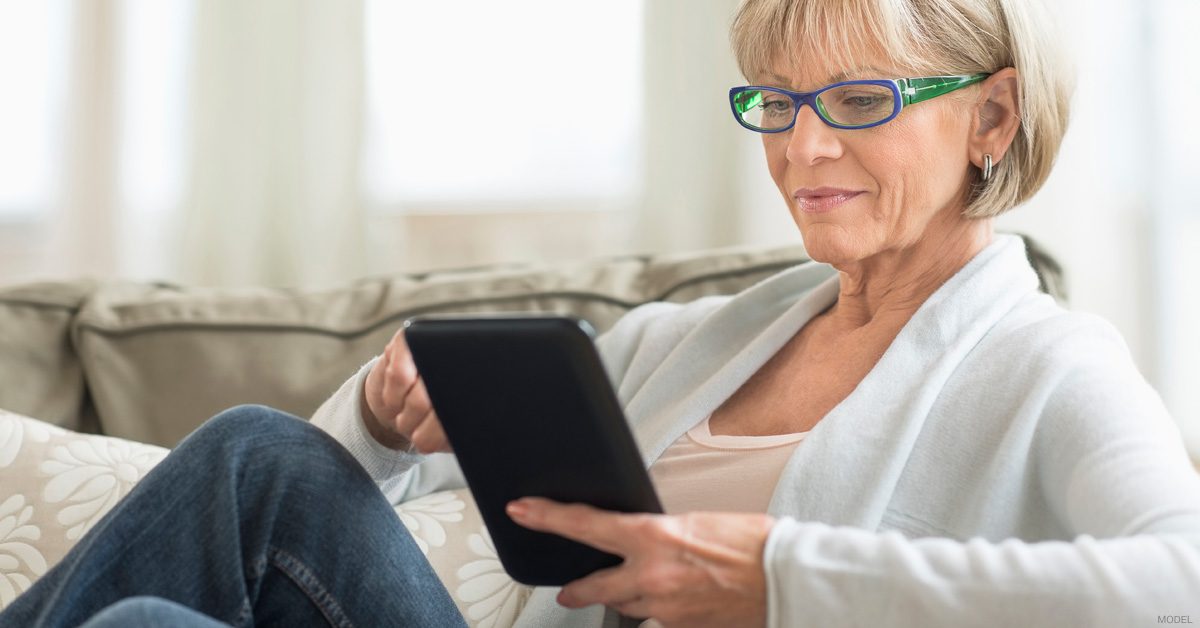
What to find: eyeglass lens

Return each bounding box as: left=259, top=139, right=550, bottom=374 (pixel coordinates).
left=735, top=83, right=898, bottom=130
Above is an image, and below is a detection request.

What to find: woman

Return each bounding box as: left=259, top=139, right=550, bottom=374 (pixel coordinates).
left=5, top=0, right=1200, bottom=626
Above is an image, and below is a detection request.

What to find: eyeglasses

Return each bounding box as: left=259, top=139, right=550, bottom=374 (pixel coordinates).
left=729, top=73, right=990, bottom=132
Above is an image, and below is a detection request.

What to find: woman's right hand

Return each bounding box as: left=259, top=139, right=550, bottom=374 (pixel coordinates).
left=361, top=327, right=452, bottom=453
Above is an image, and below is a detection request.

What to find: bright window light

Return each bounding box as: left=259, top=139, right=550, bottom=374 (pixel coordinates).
left=118, top=0, right=192, bottom=218
left=0, top=0, right=69, bottom=218
left=363, top=0, right=643, bottom=207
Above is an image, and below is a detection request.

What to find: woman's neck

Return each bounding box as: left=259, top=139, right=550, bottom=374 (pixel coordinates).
left=824, top=217, right=994, bottom=332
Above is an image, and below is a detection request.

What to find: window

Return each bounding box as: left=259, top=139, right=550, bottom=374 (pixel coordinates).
left=1147, top=0, right=1200, bottom=449
left=363, top=0, right=644, bottom=209
left=0, top=0, right=69, bottom=220
left=1, top=1, right=644, bottom=221
left=118, top=0, right=191, bottom=219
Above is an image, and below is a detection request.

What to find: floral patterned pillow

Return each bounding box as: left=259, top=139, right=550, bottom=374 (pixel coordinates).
left=0, top=409, right=530, bottom=627
left=395, top=491, right=533, bottom=627
left=0, top=408, right=169, bottom=608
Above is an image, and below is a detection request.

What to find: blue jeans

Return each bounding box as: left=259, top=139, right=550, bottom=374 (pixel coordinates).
left=0, top=405, right=468, bottom=628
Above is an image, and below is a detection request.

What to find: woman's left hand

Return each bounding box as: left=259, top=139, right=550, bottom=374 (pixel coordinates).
left=506, top=498, right=775, bottom=627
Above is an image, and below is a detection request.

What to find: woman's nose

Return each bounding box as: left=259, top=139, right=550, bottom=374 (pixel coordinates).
left=785, top=105, right=843, bottom=165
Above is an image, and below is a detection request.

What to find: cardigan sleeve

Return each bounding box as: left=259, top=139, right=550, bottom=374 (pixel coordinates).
left=308, top=299, right=718, bottom=505
left=763, top=519, right=1200, bottom=627
left=761, top=318, right=1200, bottom=627
left=309, top=356, right=468, bottom=504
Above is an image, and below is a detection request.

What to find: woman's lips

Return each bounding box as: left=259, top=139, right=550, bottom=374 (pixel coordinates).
left=792, top=187, right=864, bottom=214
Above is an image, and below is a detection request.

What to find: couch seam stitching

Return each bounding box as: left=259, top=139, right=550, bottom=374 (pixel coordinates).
left=70, top=260, right=808, bottom=339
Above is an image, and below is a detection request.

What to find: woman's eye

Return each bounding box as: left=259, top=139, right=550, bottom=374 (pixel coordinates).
left=759, top=99, right=793, bottom=116
left=843, top=95, right=887, bottom=108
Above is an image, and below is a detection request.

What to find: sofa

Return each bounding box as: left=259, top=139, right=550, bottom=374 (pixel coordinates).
left=0, top=237, right=1065, bottom=624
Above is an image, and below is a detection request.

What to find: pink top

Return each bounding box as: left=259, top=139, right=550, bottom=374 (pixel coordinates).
left=648, top=414, right=809, bottom=515
left=640, top=418, right=810, bottom=628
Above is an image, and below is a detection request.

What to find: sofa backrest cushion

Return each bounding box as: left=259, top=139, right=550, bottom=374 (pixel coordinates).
left=70, top=245, right=809, bottom=447
left=0, top=282, right=98, bottom=432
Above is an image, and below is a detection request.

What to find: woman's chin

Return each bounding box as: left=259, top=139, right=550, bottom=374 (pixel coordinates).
left=797, top=228, right=866, bottom=267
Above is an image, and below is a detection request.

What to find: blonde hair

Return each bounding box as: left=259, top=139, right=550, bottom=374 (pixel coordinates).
left=730, top=0, right=1073, bottom=218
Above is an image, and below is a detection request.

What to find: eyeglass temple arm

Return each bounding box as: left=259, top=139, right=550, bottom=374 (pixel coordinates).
left=898, top=74, right=990, bottom=106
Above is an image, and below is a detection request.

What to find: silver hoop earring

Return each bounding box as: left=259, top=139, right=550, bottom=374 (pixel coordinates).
left=982, top=154, right=993, bottom=182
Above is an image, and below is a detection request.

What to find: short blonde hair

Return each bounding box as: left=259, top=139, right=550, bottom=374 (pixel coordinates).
left=730, top=0, right=1073, bottom=218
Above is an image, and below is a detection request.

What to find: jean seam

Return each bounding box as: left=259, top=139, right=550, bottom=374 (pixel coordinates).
left=233, top=598, right=254, bottom=628
left=266, top=546, right=355, bottom=628
left=238, top=555, right=269, bottom=627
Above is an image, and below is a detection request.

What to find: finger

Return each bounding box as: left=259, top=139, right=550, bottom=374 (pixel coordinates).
left=558, top=565, right=638, bottom=609
left=613, top=596, right=655, bottom=621
left=410, top=411, right=452, bottom=453
left=379, top=354, right=416, bottom=413
left=506, top=498, right=635, bottom=556
left=388, top=352, right=421, bottom=401
left=392, top=379, right=432, bottom=435
left=392, top=326, right=410, bottom=353
left=386, top=328, right=417, bottom=378
left=364, top=346, right=389, bottom=403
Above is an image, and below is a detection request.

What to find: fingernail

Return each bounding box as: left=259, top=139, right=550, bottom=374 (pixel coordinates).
left=506, top=501, right=528, bottom=519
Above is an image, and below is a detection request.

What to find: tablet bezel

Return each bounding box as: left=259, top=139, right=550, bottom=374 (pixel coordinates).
left=404, top=313, right=663, bottom=586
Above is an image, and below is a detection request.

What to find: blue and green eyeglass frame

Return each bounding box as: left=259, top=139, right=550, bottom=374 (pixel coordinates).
left=729, top=73, right=991, bottom=132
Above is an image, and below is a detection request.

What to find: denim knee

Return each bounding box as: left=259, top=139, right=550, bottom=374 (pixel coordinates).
left=190, top=404, right=315, bottom=447
left=182, top=405, right=329, bottom=463
left=79, top=596, right=230, bottom=628
left=188, top=404, right=360, bottom=483
left=208, top=404, right=304, bottom=435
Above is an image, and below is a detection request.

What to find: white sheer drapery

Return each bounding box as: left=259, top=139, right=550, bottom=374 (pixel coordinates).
left=180, top=0, right=367, bottom=288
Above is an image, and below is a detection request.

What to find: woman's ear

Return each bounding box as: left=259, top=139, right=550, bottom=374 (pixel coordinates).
left=969, top=67, right=1021, bottom=168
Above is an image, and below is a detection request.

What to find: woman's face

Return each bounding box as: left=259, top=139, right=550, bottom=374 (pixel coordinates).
left=758, top=56, right=978, bottom=268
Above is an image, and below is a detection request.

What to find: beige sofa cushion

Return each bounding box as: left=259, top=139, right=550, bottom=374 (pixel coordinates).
left=0, top=282, right=98, bottom=432
left=71, top=244, right=808, bottom=447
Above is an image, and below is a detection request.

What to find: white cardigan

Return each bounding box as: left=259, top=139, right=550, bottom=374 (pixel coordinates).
left=311, top=234, right=1200, bottom=627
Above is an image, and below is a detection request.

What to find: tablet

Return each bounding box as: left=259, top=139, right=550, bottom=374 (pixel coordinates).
left=403, top=314, right=663, bottom=586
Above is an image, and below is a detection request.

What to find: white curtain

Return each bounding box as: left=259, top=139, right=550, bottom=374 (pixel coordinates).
left=46, top=0, right=119, bottom=279
left=635, top=0, right=802, bottom=255
left=180, top=0, right=366, bottom=289
left=1146, top=0, right=1200, bottom=447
